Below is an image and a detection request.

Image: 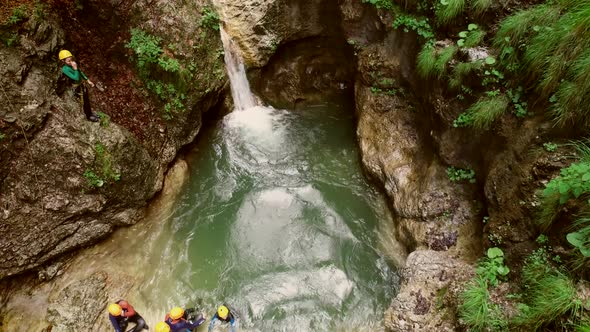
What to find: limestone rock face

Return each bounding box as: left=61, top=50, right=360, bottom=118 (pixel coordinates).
left=353, top=27, right=482, bottom=330
left=45, top=272, right=108, bottom=332
left=213, top=0, right=334, bottom=67
left=0, top=0, right=225, bottom=279
left=384, top=250, right=473, bottom=331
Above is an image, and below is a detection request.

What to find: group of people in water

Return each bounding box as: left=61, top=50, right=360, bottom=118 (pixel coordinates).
left=108, top=299, right=238, bottom=332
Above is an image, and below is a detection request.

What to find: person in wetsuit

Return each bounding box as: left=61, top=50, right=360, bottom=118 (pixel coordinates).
left=165, top=306, right=206, bottom=332
left=208, top=305, right=237, bottom=332
left=108, top=300, right=148, bottom=332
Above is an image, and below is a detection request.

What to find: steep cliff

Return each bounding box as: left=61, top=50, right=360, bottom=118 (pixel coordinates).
left=0, top=0, right=226, bottom=279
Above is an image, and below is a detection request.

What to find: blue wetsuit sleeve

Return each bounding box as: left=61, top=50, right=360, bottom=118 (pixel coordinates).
left=109, top=314, right=122, bottom=332
left=229, top=316, right=236, bottom=332
left=208, top=315, right=219, bottom=332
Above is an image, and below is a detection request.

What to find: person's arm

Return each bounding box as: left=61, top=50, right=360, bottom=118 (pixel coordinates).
left=189, top=316, right=206, bottom=328
left=62, top=66, right=81, bottom=81
left=229, top=316, right=236, bottom=332
left=109, top=315, right=122, bottom=332
left=208, top=314, right=219, bottom=332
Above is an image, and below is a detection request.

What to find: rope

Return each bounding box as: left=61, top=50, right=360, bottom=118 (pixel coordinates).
left=0, top=83, right=44, bottom=202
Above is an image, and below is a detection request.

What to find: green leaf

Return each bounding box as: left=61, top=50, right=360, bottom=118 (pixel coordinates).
left=497, top=266, right=510, bottom=276
left=468, top=24, right=478, bottom=31
left=581, top=246, right=590, bottom=257
left=459, top=31, right=468, bottom=38
left=504, top=36, right=510, bottom=42
left=558, top=182, right=570, bottom=194
left=532, top=25, right=541, bottom=32
left=457, top=39, right=465, bottom=47
left=574, top=187, right=584, bottom=198
left=560, top=194, right=569, bottom=204
left=441, top=0, right=449, bottom=5
left=567, top=232, right=585, bottom=247
left=485, top=57, right=496, bottom=65
left=487, top=247, right=504, bottom=259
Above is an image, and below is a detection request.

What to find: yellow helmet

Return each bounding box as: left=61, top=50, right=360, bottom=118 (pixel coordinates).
left=108, top=303, right=122, bottom=316
left=58, top=50, right=73, bottom=60
left=169, top=306, right=184, bottom=320
left=155, top=321, right=171, bottom=332
left=218, top=305, right=229, bottom=319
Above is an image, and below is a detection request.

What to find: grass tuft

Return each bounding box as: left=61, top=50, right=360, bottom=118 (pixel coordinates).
left=516, top=255, right=583, bottom=330
left=459, top=276, right=507, bottom=331
left=468, top=94, right=509, bottom=129
left=470, top=0, right=493, bottom=15
left=436, top=0, right=466, bottom=24
left=434, top=46, right=458, bottom=78
left=417, top=46, right=437, bottom=78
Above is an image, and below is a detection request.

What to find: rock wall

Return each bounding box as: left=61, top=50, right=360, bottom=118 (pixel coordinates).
left=0, top=0, right=226, bottom=279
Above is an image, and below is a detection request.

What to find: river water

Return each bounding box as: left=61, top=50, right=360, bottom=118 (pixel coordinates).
left=128, top=103, right=399, bottom=331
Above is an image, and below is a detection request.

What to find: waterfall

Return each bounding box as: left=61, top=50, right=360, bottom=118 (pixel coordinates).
left=220, top=26, right=257, bottom=111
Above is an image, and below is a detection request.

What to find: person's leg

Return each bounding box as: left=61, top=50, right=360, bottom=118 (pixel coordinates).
left=82, top=85, right=98, bottom=121
left=127, top=315, right=147, bottom=332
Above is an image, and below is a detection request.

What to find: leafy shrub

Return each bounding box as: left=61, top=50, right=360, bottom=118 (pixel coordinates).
left=457, top=24, right=485, bottom=48
left=362, top=0, right=395, bottom=10
left=447, top=166, right=476, bottom=183
left=83, top=170, right=104, bottom=188
left=126, top=28, right=187, bottom=118
left=5, top=5, right=28, bottom=26
left=543, top=142, right=558, bottom=152
left=459, top=248, right=509, bottom=331
left=126, top=29, right=163, bottom=70
left=543, top=162, right=590, bottom=204
left=199, top=7, right=220, bottom=31
left=476, top=248, right=510, bottom=286
left=393, top=13, right=435, bottom=45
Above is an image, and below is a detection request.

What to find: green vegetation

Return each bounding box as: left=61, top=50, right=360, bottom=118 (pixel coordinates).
left=5, top=5, right=28, bottom=26
left=470, top=0, right=493, bottom=15
left=494, top=1, right=590, bottom=126
left=468, top=94, right=509, bottom=129
left=447, top=166, right=476, bottom=183
left=392, top=13, right=435, bottom=45
left=83, top=142, right=120, bottom=188
left=416, top=45, right=457, bottom=78
left=457, top=24, right=485, bottom=48
left=126, top=28, right=187, bottom=119
left=459, top=248, right=509, bottom=331
left=543, top=142, right=558, bottom=152
left=0, top=132, right=5, bottom=140
left=476, top=247, right=510, bottom=286
left=361, top=0, right=395, bottom=10
left=199, top=7, right=220, bottom=31
left=96, top=112, right=110, bottom=127
left=435, top=0, right=465, bottom=24
left=83, top=170, right=104, bottom=188
left=513, top=247, right=585, bottom=330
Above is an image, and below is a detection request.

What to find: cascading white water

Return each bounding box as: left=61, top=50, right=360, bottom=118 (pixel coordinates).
left=220, top=27, right=257, bottom=111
